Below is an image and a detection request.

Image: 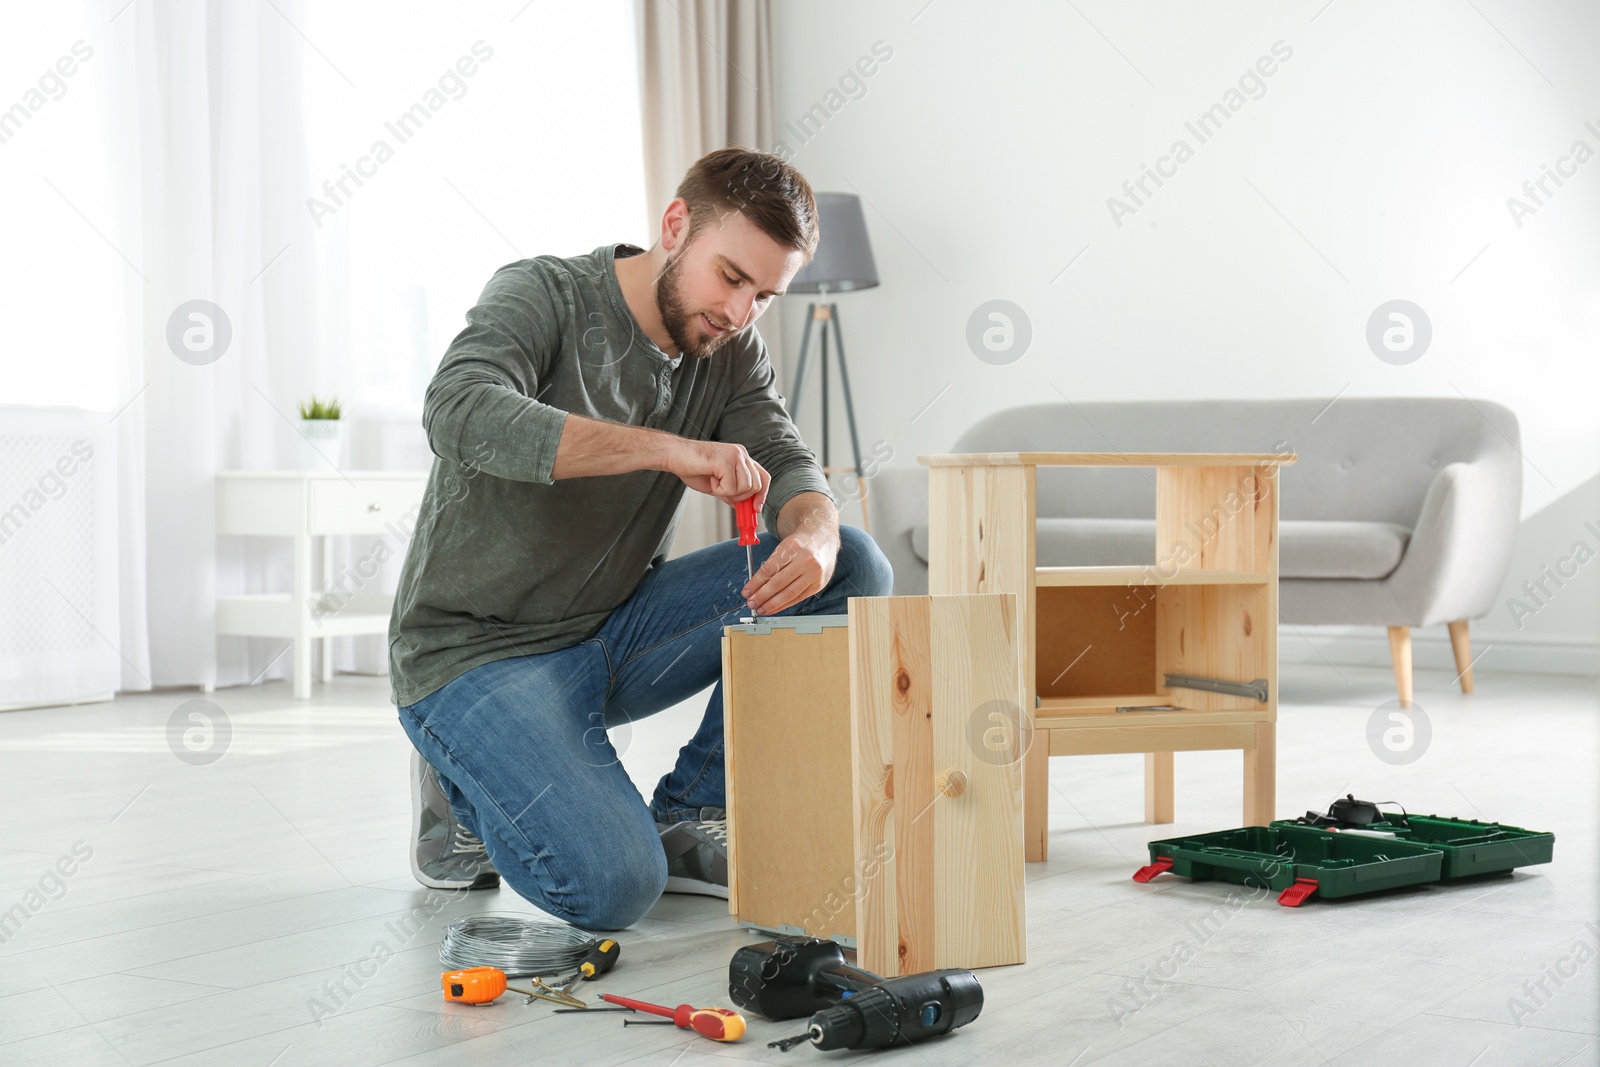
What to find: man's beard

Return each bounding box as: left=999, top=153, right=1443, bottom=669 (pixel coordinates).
left=656, top=253, right=739, bottom=360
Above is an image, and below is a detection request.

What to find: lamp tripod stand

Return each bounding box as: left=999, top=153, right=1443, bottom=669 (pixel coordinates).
left=788, top=291, right=871, bottom=534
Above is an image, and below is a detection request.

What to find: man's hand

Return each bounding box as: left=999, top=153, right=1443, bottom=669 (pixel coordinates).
left=671, top=438, right=770, bottom=513
left=743, top=491, right=840, bottom=615
left=549, top=419, right=838, bottom=614
left=550, top=418, right=770, bottom=517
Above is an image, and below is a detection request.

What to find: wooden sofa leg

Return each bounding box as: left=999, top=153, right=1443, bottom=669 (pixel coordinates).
left=1448, top=619, right=1475, bottom=694
left=1145, top=752, right=1174, bottom=824
left=1387, top=625, right=1414, bottom=706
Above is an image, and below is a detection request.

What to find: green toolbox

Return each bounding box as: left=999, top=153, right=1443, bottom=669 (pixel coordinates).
left=1133, top=824, right=1444, bottom=906
left=1359, top=814, right=1556, bottom=878
left=1133, top=795, right=1555, bottom=906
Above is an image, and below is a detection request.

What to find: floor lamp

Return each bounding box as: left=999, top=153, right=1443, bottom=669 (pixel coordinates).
left=786, top=192, right=879, bottom=533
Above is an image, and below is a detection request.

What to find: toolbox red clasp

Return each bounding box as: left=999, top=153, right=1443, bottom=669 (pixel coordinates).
left=1132, top=857, right=1174, bottom=883
left=1277, top=877, right=1319, bottom=907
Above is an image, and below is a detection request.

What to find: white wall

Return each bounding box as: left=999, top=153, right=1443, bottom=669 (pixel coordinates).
left=771, top=0, right=1600, bottom=669
left=1478, top=474, right=1599, bottom=660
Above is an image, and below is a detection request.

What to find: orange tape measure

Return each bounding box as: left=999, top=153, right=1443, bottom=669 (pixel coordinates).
left=442, top=966, right=507, bottom=1004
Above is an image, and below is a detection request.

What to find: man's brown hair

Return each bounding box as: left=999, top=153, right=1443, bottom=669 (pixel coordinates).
left=673, top=147, right=820, bottom=261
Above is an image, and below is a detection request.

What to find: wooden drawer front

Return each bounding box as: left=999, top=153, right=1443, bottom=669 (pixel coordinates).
left=850, top=593, right=1026, bottom=975
left=307, top=478, right=425, bottom=535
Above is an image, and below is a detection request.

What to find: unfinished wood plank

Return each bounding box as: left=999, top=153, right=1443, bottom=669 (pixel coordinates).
left=1038, top=693, right=1172, bottom=712
left=722, top=633, right=738, bottom=919
left=930, top=593, right=1025, bottom=970
left=1155, top=584, right=1269, bottom=713
left=920, top=452, right=1298, bottom=468
left=888, top=597, right=935, bottom=975
left=1145, top=751, right=1174, bottom=824
left=1038, top=706, right=1269, bottom=729
left=1036, top=566, right=1270, bottom=587
left=849, top=596, right=935, bottom=976
left=926, top=464, right=1035, bottom=704
left=1023, top=731, right=1050, bottom=871
left=1257, top=468, right=1281, bottom=820
left=926, top=463, right=1042, bottom=861
left=849, top=594, right=1025, bottom=975
left=1243, top=721, right=1276, bottom=825
left=1155, top=464, right=1276, bottom=573
left=1050, top=722, right=1257, bottom=756
left=848, top=601, right=899, bottom=974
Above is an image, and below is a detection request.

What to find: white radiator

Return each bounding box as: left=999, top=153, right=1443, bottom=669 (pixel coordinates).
left=0, top=407, right=119, bottom=711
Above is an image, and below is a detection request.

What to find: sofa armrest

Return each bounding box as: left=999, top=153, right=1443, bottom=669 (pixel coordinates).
left=1386, top=458, right=1522, bottom=626
left=863, top=466, right=930, bottom=595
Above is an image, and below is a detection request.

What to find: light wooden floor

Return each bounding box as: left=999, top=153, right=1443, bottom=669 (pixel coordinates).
left=0, top=663, right=1595, bottom=1066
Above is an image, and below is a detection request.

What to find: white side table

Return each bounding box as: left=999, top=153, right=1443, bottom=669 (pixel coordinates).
left=216, top=471, right=427, bottom=699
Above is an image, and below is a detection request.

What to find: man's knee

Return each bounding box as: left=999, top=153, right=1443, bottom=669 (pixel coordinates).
left=500, top=825, right=668, bottom=932
left=565, top=858, right=668, bottom=931
left=835, top=525, right=894, bottom=597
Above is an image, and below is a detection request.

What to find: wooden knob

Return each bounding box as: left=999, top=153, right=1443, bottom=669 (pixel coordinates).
left=939, top=770, right=968, bottom=798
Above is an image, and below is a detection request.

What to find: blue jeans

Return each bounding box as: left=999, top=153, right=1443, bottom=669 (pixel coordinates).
left=397, top=524, right=893, bottom=930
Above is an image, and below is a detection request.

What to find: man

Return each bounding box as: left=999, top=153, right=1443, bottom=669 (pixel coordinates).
left=390, top=148, right=894, bottom=931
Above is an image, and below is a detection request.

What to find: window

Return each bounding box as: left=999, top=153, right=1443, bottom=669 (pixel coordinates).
left=299, top=0, right=650, bottom=413
left=0, top=2, right=130, bottom=411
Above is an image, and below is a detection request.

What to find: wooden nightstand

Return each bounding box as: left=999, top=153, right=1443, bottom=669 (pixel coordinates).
left=920, top=451, right=1298, bottom=862
left=215, top=471, right=426, bottom=698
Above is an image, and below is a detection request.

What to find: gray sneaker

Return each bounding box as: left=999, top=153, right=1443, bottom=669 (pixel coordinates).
left=657, top=806, right=729, bottom=899
left=411, top=750, right=499, bottom=891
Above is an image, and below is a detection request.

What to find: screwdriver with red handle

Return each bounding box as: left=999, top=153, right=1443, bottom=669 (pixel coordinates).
left=599, top=992, right=746, bottom=1042
left=734, top=496, right=759, bottom=613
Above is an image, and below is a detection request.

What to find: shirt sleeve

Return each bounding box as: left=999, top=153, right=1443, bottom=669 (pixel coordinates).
left=422, top=261, right=570, bottom=485
left=714, top=331, right=835, bottom=534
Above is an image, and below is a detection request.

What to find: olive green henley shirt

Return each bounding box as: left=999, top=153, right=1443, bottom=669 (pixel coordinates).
left=387, top=243, right=832, bottom=708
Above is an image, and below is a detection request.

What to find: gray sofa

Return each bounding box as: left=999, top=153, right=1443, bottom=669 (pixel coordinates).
left=867, top=398, right=1523, bottom=701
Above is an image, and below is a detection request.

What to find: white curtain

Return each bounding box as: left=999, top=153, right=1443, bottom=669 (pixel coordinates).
left=5, top=1, right=652, bottom=700
left=113, top=0, right=324, bottom=693
left=635, top=0, right=786, bottom=554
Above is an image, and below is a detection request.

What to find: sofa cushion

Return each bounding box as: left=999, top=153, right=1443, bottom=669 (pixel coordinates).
left=1279, top=520, right=1411, bottom=579
left=909, top=519, right=1411, bottom=581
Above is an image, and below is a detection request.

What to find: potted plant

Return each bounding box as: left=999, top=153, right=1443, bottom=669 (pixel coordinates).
left=296, top=395, right=344, bottom=470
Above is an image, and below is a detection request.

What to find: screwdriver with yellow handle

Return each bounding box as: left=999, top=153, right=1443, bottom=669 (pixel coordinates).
left=552, top=937, right=620, bottom=998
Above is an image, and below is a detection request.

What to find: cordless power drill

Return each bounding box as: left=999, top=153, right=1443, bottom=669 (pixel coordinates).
left=728, top=936, right=983, bottom=1053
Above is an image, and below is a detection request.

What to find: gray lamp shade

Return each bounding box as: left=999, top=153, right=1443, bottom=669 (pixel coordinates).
left=788, top=193, right=879, bottom=293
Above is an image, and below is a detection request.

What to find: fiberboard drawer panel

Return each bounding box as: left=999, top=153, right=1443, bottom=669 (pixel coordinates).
left=722, top=617, right=857, bottom=943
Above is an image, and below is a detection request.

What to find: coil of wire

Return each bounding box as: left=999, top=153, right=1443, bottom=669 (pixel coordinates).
left=438, top=913, right=599, bottom=977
